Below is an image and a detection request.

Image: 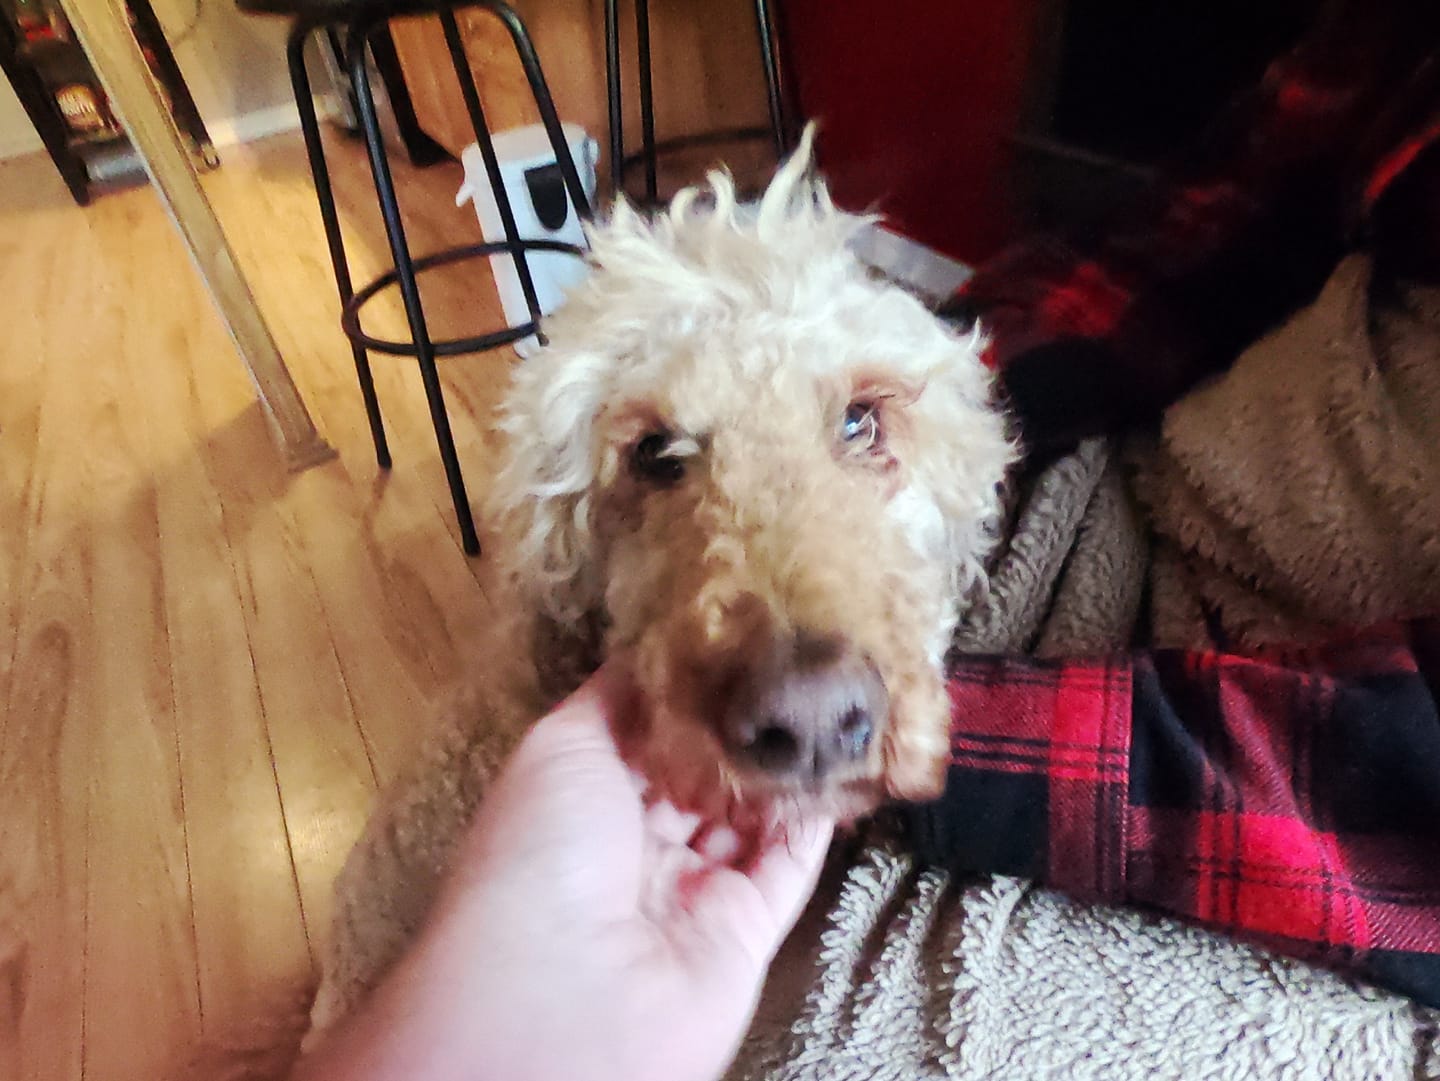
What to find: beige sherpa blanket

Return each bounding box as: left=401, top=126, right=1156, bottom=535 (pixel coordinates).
left=314, top=255, right=1440, bottom=1077
left=730, top=837, right=1438, bottom=1081
left=724, top=255, right=1440, bottom=1079
left=1141, top=254, right=1440, bottom=649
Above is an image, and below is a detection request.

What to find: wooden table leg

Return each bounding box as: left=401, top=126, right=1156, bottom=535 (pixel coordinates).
left=58, top=0, right=336, bottom=472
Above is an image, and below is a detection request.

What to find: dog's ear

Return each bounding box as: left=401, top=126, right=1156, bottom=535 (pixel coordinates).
left=486, top=347, right=611, bottom=660
left=906, top=322, right=1018, bottom=609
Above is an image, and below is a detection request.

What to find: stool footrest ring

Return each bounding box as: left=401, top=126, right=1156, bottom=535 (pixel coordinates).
left=619, top=125, right=770, bottom=174
left=340, top=237, right=586, bottom=357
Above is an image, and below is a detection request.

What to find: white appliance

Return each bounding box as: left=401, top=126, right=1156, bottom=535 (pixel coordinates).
left=456, top=122, right=598, bottom=355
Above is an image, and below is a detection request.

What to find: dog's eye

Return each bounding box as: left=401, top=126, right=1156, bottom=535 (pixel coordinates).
left=631, top=432, right=685, bottom=485
left=841, top=401, right=880, bottom=447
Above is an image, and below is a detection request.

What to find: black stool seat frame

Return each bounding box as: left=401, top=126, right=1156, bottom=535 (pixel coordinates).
left=276, top=0, right=592, bottom=555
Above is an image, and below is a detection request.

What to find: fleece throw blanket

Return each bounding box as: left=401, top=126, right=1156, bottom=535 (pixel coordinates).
left=1138, top=255, right=1440, bottom=649
left=729, top=837, right=1440, bottom=1081
left=724, top=257, right=1440, bottom=1079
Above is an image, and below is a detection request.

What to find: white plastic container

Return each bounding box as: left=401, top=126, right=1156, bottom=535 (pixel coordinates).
left=455, top=122, right=598, bottom=355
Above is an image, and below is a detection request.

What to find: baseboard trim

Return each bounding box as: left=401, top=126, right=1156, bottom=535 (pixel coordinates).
left=0, top=129, right=44, bottom=160
left=0, top=96, right=336, bottom=162
left=206, top=97, right=340, bottom=150
left=850, top=223, right=972, bottom=305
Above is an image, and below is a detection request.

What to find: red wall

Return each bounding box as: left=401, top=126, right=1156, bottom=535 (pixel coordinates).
left=779, top=2, right=1042, bottom=264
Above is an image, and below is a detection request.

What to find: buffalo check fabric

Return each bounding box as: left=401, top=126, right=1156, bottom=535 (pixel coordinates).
left=910, top=0, right=1440, bottom=1008
left=910, top=624, right=1440, bottom=1007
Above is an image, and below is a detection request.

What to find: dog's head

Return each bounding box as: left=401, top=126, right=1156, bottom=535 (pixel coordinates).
left=490, top=128, right=1014, bottom=819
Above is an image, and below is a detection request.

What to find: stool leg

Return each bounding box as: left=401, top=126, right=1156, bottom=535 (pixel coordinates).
left=320, top=27, right=361, bottom=132
left=369, top=25, right=450, bottom=168
left=439, top=10, right=545, bottom=338
left=348, top=20, right=479, bottom=556
left=604, top=0, right=623, bottom=200
left=287, top=21, right=392, bottom=471
left=634, top=0, right=658, bottom=202
left=753, top=0, right=788, bottom=156
left=486, top=2, right=593, bottom=221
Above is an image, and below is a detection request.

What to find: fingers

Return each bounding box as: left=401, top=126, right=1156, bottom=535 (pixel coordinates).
left=645, top=799, right=833, bottom=926
left=692, top=823, right=743, bottom=865
left=679, top=815, right=834, bottom=975
left=642, top=800, right=705, bottom=847
left=740, top=817, right=834, bottom=932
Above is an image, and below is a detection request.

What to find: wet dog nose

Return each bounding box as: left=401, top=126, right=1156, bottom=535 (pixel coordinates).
left=721, top=635, right=888, bottom=786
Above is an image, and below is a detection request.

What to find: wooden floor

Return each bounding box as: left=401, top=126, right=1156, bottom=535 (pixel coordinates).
left=0, top=131, right=532, bottom=1080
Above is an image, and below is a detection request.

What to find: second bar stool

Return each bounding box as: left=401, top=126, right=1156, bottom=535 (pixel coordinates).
left=239, top=0, right=592, bottom=555
left=602, top=0, right=789, bottom=203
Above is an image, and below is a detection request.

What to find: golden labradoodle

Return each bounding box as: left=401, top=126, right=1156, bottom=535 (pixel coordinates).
left=304, top=126, right=1015, bottom=1041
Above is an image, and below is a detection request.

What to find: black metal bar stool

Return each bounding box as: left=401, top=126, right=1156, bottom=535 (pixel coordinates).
left=238, top=0, right=592, bottom=555
left=603, top=0, right=789, bottom=203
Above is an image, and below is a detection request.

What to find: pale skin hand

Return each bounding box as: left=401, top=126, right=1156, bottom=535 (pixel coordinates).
left=293, top=665, right=835, bottom=1081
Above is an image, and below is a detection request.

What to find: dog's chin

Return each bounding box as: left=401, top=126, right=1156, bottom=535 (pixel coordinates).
left=729, top=770, right=886, bottom=827
left=633, top=729, right=884, bottom=827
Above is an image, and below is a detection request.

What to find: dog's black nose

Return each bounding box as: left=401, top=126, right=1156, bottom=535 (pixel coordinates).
left=722, top=635, right=887, bottom=787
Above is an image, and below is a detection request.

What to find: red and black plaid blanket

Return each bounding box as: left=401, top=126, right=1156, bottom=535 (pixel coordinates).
left=913, top=0, right=1440, bottom=1009
left=914, top=622, right=1440, bottom=1007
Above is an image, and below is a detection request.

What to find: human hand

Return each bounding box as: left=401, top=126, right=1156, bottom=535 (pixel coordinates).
left=295, top=664, right=834, bottom=1081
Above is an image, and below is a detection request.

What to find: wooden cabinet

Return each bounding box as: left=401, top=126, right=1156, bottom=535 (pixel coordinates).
left=390, top=0, right=773, bottom=191
left=0, top=0, right=215, bottom=204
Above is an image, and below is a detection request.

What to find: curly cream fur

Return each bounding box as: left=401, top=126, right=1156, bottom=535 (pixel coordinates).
left=489, top=125, right=1014, bottom=813
left=304, top=127, right=1015, bottom=1046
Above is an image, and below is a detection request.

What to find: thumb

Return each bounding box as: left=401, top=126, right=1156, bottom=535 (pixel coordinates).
left=453, top=664, right=647, bottom=893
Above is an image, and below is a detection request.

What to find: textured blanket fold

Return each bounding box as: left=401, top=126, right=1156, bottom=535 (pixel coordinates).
left=1136, top=254, right=1440, bottom=650
left=949, top=437, right=1145, bottom=660
left=731, top=837, right=1440, bottom=1081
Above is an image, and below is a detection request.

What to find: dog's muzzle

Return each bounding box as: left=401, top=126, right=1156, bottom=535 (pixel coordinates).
left=719, top=632, right=888, bottom=790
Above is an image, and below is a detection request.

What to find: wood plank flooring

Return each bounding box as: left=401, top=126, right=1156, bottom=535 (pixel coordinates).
left=0, top=129, right=525, bottom=1080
